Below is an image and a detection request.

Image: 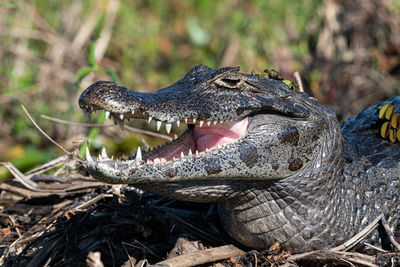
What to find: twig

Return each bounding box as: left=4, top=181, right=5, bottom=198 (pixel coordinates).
left=94, top=0, right=120, bottom=62
left=122, top=241, right=160, bottom=259
left=121, top=242, right=136, bottom=266
left=364, top=242, right=388, bottom=253
left=293, top=72, right=304, bottom=92
left=71, top=7, right=101, bottom=50
left=107, top=239, right=115, bottom=267
left=25, top=155, right=70, bottom=176
left=0, top=162, right=41, bottom=191
left=7, top=215, right=22, bottom=238
left=75, top=193, right=113, bottom=210
left=288, top=250, right=377, bottom=267
left=40, top=114, right=173, bottom=141
left=21, top=104, right=71, bottom=155
left=381, top=217, right=400, bottom=251
left=155, top=245, right=246, bottom=267
left=331, top=214, right=383, bottom=252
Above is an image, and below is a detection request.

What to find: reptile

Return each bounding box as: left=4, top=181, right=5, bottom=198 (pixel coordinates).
left=79, top=65, right=400, bottom=253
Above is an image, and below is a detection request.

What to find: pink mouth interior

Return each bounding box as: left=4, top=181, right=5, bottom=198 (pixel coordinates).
left=144, top=118, right=249, bottom=162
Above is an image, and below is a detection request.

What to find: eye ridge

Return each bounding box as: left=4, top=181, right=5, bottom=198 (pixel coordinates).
left=215, top=78, right=242, bottom=88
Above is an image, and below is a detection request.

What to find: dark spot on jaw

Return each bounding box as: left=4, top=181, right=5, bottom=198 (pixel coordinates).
left=207, top=169, right=222, bottom=175
left=272, top=164, right=279, bottom=171
left=128, top=169, right=138, bottom=175
left=238, top=142, right=258, bottom=168
left=163, top=166, right=177, bottom=178
left=204, top=158, right=222, bottom=176
left=279, top=128, right=300, bottom=146
left=289, top=158, right=303, bottom=171
left=198, top=114, right=211, bottom=120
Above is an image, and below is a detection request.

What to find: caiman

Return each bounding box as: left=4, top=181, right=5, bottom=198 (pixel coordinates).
left=79, top=65, right=400, bottom=253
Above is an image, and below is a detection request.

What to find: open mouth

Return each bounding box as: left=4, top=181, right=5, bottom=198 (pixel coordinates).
left=82, top=106, right=249, bottom=165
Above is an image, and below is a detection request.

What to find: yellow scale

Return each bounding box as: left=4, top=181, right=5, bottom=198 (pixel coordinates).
left=378, top=103, right=400, bottom=142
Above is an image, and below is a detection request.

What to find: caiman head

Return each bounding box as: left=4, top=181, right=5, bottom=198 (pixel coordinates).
left=79, top=65, right=341, bottom=202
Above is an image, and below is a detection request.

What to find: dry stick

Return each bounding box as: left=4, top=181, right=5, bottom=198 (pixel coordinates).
left=293, top=72, right=304, bottom=92
left=25, top=155, right=70, bottom=176
left=288, top=250, right=377, bottom=267
left=0, top=162, right=41, bottom=191
left=21, top=104, right=71, bottom=155
left=95, top=0, right=120, bottom=62
left=121, top=243, right=136, bottom=266
left=75, top=193, right=113, bottom=210
left=364, top=242, right=388, bottom=253
left=7, top=215, right=22, bottom=238
left=155, top=245, right=246, bottom=267
left=331, top=213, right=383, bottom=252
left=7, top=46, right=76, bottom=82
left=132, top=240, right=160, bottom=259
left=381, top=218, right=400, bottom=251
left=107, top=239, right=115, bottom=267
left=41, top=114, right=173, bottom=141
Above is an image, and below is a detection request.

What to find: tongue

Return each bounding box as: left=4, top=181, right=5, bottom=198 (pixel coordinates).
left=194, top=118, right=249, bottom=152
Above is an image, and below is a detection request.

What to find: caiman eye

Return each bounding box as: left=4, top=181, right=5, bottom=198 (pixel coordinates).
left=214, top=77, right=243, bottom=88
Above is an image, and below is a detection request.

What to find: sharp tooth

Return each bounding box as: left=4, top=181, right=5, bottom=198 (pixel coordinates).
left=184, top=118, right=188, bottom=124
left=195, top=150, right=199, bottom=155
left=213, top=120, right=218, bottom=125
left=199, top=120, right=204, bottom=127
left=188, top=149, right=192, bottom=156
left=154, top=158, right=160, bottom=163
left=173, top=156, right=176, bottom=160
left=217, top=144, right=221, bottom=149
left=148, top=116, right=153, bottom=124
left=86, top=146, right=94, bottom=164
left=176, top=120, right=180, bottom=127
left=220, top=120, right=224, bottom=124
left=180, top=151, right=184, bottom=158
left=101, top=146, right=109, bottom=158
left=120, top=114, right=124, bottom=120
left=97, top=155, right=102, bottom=161
left=161, top=158, right=166, bottom=163
left=141, top=137, right=150, bottom=151
left=83, top=109, right=91, bottom=122
left=118, top=119, right=125, bottom=130
left=165, top=123, right=172, bottom=134
left=192, top=118, right=196, bottom=123
left=207, top=121, right=211, bottom=126
left=205, top=148, right=209, bottom=152
left=114, top=162, right=118, bottom=168
left=135, top=146, right=142, bottom=163
left=146, top=159, right=151, bottom=164
left=131, top=110, right=135, bottom=115
left=156, top=121, right=162, bottom=131
left=105, top=111, right=110, bottom=120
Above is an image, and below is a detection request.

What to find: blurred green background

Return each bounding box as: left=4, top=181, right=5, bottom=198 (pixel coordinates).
left=1, top=0, right=399, bottom=179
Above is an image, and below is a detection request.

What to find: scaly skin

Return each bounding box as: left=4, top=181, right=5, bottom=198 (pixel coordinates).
left=79, top=65, right=400, bottom=253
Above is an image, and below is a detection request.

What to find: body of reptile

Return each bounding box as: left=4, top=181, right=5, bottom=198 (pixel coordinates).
left=79, top=65, right=400, bottom=253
